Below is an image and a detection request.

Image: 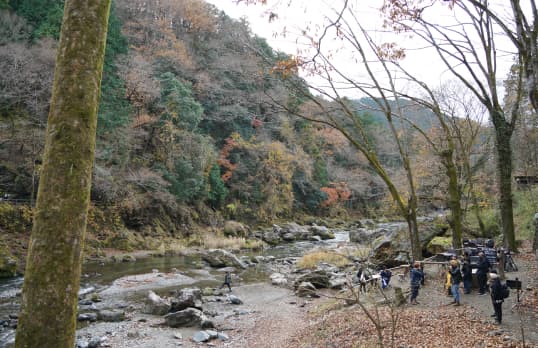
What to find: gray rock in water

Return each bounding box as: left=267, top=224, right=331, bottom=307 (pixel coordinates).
left=78, top=286, right=96, bottom=297
left=97, top=309, right=125, bottom=322
left=142, top=290, right=171, bottom=315
left=202, top=249, right=247, bottom=269
left=164, top=308, right=209, bottom=328
left=280, top=222, right=311, bottom=240
left=228, top=294, right=243, bottom=305
left=309, top=235, right=322, bottom=242
left=192, top=331, right=211, bottom=343
left=281, top=232, right=296, bottom=241
left=262, top=230, right=281, bottom=245
left=309, top=225, right=334, bottom=239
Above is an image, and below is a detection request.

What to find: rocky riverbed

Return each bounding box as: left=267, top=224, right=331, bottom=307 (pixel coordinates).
left=0, top=218, right=450, bottom=347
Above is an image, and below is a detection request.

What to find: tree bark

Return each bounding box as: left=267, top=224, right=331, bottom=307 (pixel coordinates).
left=532, top=213, right=538, bottom=256
left=442, top=150, right=463, bottom=250
left=15, top=1, right=111, bottom=347
left=492, top=113, right=516, bottom=251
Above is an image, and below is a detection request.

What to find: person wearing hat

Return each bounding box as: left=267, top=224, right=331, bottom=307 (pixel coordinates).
left=488, top=272, right=503, bottom=324
left=449, top=259, right=462, bottom=306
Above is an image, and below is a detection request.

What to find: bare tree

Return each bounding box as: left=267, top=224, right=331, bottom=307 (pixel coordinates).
left=15, top=0, right=111, bottom=346
left=382, top=0, right=524, bottom=250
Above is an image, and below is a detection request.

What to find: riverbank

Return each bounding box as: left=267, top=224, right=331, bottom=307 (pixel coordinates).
left=76, top=283, right=314, bottom=348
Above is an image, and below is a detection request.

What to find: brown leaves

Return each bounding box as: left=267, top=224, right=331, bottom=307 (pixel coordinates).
left=289, top=300, right=528, bottom=348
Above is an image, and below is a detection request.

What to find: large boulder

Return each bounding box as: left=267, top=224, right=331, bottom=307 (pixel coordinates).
left=294, top=270, right=330, bottom=289
left=142, top=290, right=171, bottom=315
left=223, top=220, right=250, bottom=238
left=296, top=282, right=318, bottom=297
left=349, top=227, right=389, bottom=244
left=270, top=273, right=288, bottom=286
left=170, top=288, right=202, bottom=312
left=426, top=236, right=452, bottom=255
left=309, top=224, right=334, bottom=240
left=202, top=249, right=247, bottom=269
left=280, top=222, right=311, bottom=240
left=164, top=308, right=213, bottom=328
left=262, top=230, right=281, bottom=245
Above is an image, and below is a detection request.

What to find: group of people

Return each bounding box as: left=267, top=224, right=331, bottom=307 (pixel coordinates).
left=356, top=266, right=393, bottom=292
left=439, top=252, right=509, bottom=324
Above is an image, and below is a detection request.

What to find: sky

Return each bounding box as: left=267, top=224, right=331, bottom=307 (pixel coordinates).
left=205, top=0, right=516, bottom=101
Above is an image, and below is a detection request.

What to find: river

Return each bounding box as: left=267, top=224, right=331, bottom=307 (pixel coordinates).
left=0, top=230, right=350, bottom=347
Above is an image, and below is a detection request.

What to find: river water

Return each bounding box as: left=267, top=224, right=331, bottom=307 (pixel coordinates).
left=0, top=230, right=350, bottom=346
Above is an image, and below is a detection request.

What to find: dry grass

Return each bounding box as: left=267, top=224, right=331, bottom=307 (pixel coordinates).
left=297, top=250, right=351, bottom=269
left=200, top=234, right=265, bottom=251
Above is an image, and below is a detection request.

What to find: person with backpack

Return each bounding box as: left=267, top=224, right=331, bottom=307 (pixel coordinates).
left=380, top=267, right=392, bottom=289
left=449, top=259, right=462, bottom=306
left=488, top=272, right=507, bottom=324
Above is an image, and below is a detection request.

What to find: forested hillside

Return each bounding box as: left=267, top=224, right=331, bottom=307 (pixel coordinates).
left=1, top=0, right=534, bottom=259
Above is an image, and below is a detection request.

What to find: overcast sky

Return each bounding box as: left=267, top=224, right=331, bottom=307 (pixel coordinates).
left=206, top=0, right=515, bottom=100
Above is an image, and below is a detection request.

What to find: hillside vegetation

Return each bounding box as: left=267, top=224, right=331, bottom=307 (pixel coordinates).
left=0, top=0, right=535, bottom=262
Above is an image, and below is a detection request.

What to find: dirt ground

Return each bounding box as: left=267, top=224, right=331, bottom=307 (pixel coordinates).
left=76, top=249, right=537, bottom=348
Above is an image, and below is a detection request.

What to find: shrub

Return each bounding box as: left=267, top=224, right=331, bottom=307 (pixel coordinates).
left=514, top=187, right=538, bottom=241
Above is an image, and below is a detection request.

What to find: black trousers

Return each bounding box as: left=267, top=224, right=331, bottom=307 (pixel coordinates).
left=220, top=282, right=231, bottom=291
left=477, top=273, right=488, bottom=293
left=492, top=300, right=502, bottom=323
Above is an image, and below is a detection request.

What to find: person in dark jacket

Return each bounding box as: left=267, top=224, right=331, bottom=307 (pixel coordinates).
left=449, top=259, right=462, bottom=305
left=489, top=272, right=504, bottom=324
left=380, top=267, right=392, bottom=289
left=219, top=271, right=232, bottom=292
left=409, top=262, right=424, bottom=305
left=461, top=253, right=473, bottom=294
left=476, top=252, right=490, bottom=295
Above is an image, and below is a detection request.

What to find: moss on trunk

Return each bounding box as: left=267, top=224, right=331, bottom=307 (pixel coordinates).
left=15, top=1, right=111, bottom=347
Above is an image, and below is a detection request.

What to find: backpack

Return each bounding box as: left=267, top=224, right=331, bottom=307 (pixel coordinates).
left=501, top=283, right=510, bottom=299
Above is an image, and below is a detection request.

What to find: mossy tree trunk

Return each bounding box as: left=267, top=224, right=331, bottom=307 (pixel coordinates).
left=15, top=1, right=111, bottom=347
left=442, top=149, right=463, bottom=251
left=491, top=111, right=516, bottom=251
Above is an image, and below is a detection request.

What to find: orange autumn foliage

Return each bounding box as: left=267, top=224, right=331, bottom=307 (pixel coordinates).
left=320, top=182, right=351, bottom=207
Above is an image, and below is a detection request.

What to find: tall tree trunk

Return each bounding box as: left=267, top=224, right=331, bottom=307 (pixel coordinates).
left=532, top=213, right=538, bottom=253
left=443, top=150, right=463, bottom=250
left=15, top=1, right=111, bottom=347
left=406, top=196, right=422, bottom=260
left=493, top=114, right=516, bottom=251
